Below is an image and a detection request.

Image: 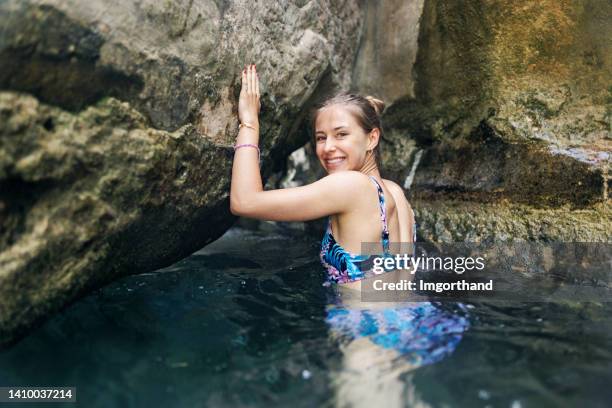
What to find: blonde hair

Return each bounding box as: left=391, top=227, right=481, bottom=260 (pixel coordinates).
left=364, top=95, right=385, bottom=116
left=312, top=92, right=386, bottom=166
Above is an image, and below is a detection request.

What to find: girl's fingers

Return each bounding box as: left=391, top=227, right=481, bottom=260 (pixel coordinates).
left=244, top=65, right=249, bottom=94
left=242, top=63, right=259, bottom=99
left=241, top=66, right=247, bottom=92
left=255, top=68, right=260, bottom=97
left=247, top=64, right=253, bottom=95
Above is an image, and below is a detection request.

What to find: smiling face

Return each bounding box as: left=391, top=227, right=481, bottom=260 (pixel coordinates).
left=314, top=104, right=377, bottom=174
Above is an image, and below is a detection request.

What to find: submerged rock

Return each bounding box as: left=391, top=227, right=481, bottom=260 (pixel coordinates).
left=0, top=0, right=362, bottom=347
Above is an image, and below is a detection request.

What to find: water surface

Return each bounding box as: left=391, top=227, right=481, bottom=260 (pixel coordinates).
left=0, top=227, right=610, bottom=407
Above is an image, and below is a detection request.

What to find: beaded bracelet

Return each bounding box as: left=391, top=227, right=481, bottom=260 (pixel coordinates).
left=233, top=143, right=260, bottom=160
left=238, top=122, right=257, bottom=131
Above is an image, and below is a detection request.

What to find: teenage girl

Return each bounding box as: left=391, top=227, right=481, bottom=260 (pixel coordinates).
left=231, top=64, right=413, bottom=281
left=231, top=64, right=468, bottom=406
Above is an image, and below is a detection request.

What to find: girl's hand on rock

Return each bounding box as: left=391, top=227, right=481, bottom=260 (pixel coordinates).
left=239, top=64, right=260, bottom=126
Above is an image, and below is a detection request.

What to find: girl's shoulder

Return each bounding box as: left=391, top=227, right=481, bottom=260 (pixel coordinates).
left=382, top=179, right=415, bottom=243
left=382, top=178, right=414, bottom=215
left=322, top=170, right=373, bottom=189
left=382, top=178, right=408, bottom=201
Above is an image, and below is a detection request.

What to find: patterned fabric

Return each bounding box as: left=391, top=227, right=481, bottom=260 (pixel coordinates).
left=326, top=302, right=470, bottom=366
left=319, top=176, right=402, bottom=285
left=319, top=176, right=467, bottom=365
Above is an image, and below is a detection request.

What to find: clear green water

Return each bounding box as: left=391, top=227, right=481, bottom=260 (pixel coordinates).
left=0, top=227, right=611, bottom=407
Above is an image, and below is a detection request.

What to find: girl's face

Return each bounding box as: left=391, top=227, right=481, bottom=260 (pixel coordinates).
left=314, top=104, right=375, bottom=174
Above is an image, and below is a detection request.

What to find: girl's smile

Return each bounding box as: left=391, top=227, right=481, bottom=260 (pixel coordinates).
left=323, top=156, right=347, bottom=168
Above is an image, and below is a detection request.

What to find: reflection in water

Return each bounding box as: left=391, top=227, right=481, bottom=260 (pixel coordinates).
left=326, top=299, right=469, bottom=407
left=326, top=303, right=468, bottom=366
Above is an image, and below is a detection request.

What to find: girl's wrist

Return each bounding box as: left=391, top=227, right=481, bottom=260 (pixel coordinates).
left=234, top=143, right=260, bottom=160
left=239, top=121, right=259, bottom=131
left=239, top=116, right=259, bottom=126
left=236, top=124, right=259, bottom=145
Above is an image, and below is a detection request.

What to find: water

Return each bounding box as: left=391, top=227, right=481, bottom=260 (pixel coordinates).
left=0, top=227, right=611, bottom=407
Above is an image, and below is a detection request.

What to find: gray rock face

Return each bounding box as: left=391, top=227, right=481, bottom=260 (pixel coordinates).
left=0, top=0, right=361, bottom=136
left=0, top=0, right=362, bottom=347
left=352, top=0, right=424, bottom=103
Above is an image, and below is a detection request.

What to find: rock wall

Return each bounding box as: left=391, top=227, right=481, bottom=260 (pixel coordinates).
left=365, top=0, right=611, bottom=241
left=0, top=0, right=362, bottom=348
left=351, top=0, right=425, bottom=103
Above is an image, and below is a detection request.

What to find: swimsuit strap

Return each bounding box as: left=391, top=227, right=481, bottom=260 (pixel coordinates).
left=367, top=176, right=390, bottom=254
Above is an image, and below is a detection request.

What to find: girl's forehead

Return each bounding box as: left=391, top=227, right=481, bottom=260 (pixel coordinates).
left=315, top=104, right=359, bottom=131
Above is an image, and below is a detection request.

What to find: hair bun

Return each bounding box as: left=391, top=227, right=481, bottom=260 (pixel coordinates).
left=365, top=96, right=385, bottom=115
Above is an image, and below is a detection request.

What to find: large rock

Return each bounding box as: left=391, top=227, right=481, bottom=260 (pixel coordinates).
left=0, top=92, right=236, bottom=346
left=414, top=200, right=611, bottom=243
left=275, top=0, right=611, bottom=242
left=383, top=0, right=611, bottom=204
left=0, top=0, right=362, bottom=347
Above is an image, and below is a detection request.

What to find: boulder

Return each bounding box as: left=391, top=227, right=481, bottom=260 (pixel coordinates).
left=363, top=0, right=611, bottom=240
left=0, top=0, right=362, bottom=347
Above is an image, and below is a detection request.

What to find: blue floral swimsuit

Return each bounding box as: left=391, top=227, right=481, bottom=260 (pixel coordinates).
left=319, top=176, right=396, bottom=284
left=320, top=175, right=469, bottom=367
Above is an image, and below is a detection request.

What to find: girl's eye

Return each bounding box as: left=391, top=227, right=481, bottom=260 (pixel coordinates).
left=316, top=136, right=326, bottom=142
left=337, top=133, right=347, bottom=137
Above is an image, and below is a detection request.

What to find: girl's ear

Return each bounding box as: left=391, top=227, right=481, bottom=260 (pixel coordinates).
left=367, top=128, right=380, bottom=151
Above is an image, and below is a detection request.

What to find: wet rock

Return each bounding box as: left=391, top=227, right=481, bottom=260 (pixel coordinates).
left=409, top=124, right=608, bottom=208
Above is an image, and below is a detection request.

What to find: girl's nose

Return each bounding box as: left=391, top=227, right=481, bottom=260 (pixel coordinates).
left=324, top=137, right=336, bottom=152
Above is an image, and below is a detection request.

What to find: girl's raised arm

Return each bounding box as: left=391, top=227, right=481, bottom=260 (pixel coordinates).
left=230, top=64, right=365, bottom=222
